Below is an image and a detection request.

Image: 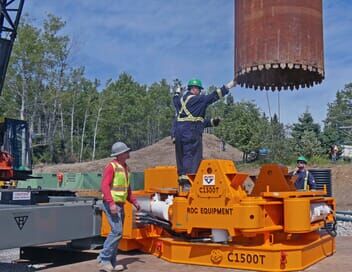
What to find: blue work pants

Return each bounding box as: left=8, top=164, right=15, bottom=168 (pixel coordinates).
left=175, top=122, right=203, bottom=176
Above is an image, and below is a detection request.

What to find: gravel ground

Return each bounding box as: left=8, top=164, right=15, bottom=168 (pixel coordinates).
left=0, top=248, right=19, bottom=263
left=336, top=221, right=352, bottom=236
left=0, top=248, right=51, bottom=272
left=335, top=209, right=352, bottom=236
left=0, top=248, right=34, bottom=272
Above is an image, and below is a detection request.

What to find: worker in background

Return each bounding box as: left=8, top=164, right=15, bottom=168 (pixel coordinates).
left=293, top=156, right=316, bottom=190
left=97, top=141, right=140, bottom=272
left=330, top=144, right=339, bottom=163
left=56, top=171, right=64, bottom=187
left=173, top=78, right=236, bottom=191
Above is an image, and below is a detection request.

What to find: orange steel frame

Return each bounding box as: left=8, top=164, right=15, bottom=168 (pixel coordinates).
left=101, top=160, right=336, bottom=271
left=0, top=151, right=13, bottom=182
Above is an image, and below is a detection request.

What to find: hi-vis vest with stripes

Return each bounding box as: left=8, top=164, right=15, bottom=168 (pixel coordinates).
left=177, top=95, right=204, bottom=122
left=110, top=162, right=130, bottom=203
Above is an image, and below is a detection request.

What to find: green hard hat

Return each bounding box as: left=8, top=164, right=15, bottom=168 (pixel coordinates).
left=187, top=78, right=203, bottom=89
left=297, top=156, right=308, bottom=163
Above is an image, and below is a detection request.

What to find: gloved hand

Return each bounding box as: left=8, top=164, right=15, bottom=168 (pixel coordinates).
left=212, top=117, right=221, bottom=127
left=224, top=79, right=236, bottom=90
left=175, top=86, right=182, bottom=95
left=109, top=203, right=119, bottom=215
left=134, top=202, right=141, bottom=211
left=174, top=84, right=186, bottom=95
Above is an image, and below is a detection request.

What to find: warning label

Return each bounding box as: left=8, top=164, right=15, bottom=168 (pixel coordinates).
left=14, top=216, right=28, bottom=230
left=12, top=191, right=31, bottom=201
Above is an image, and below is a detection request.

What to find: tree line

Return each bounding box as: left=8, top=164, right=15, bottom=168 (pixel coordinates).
left=0, top=15, right=351, bottom=165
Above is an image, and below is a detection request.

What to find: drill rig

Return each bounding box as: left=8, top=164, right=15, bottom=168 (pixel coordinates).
left=110, top=3, right=333, bottom=269
left=1, top=1, right=334, bottom=270
left=101, top=160, right=336, bottom=271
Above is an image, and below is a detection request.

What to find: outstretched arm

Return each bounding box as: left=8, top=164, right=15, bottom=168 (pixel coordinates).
left=195, top=80, right=236, bottom=106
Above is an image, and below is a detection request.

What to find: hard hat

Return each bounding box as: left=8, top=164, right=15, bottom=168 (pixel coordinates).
left=187, top=78, right=203, bottom=89
left=297, top=156, right=308, bottom=164
left=110, top=141, right=131, bottom=157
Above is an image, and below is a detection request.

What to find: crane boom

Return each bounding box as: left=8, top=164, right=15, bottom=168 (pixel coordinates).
left=0, top=0, right=25, bottom=95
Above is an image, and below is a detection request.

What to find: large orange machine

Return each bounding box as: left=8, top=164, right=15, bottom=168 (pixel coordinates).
left=101, top=160, right=336, bottom=271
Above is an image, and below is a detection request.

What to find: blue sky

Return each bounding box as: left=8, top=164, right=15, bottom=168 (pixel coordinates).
left=24, top=0, right=352, bottom=125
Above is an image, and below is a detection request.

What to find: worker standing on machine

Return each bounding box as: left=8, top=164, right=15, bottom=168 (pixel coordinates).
left=293, top=156, right=316, bottom=190
left=97, top=141, right=140, bottom=272
left=174, top=79, right=236, bottom=191
left=172, top=82, right=218, bottom=144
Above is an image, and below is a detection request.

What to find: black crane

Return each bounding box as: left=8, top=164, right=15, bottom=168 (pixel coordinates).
left=0, top=0, right=24, bottom=95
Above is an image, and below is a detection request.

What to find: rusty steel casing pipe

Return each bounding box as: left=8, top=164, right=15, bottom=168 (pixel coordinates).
left=234, top=0, right=324, bottom=91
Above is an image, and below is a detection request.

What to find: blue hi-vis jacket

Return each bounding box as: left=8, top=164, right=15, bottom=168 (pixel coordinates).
left=173, top=86, right=229, bottom=126
left=294, top=169, right=316, bottom=190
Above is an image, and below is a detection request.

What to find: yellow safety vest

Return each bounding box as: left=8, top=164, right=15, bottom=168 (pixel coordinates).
left=110, top=162, right=130, bottom=203
left=177, top=95, right=204, bottom=122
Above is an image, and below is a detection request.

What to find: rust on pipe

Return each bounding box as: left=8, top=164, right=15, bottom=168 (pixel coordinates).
left=234, top=0, right=324, bottom=91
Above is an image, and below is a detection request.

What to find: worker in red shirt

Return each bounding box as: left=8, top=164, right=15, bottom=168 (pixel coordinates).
left=97, top=141, right=140, bottom=272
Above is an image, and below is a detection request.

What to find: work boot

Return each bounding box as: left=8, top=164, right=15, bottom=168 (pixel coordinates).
left=178, top=175, right=191, bottom=192
left=98, top=261, right=114, bottom=272
left=182, top=182, right=191, bottom=192
left=113, top=264, right=124, bottom=271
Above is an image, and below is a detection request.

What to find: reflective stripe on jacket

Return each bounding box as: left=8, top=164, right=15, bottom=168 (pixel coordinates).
left=293, top=169, right=310, bottom=190
left=303, top=170, right=309, bottom=190
left=177, top=95, right=204, bottom=122
left=110, top=162, right=130, bottom=203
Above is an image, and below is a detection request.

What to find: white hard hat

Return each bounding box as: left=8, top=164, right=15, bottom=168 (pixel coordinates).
left=110, top=141, right=131, bottom=157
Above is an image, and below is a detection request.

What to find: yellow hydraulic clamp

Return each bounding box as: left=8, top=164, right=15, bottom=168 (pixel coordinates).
left=101, top=160, right=336, bottom=271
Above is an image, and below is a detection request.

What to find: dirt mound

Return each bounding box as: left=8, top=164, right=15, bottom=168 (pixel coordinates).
left=330, top=164, right=352, bottom=210
left=34, top=134, right=243, bottom=173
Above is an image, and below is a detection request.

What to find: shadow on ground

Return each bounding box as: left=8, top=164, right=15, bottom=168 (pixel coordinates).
left=1, top=246, right=145, bottom=271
